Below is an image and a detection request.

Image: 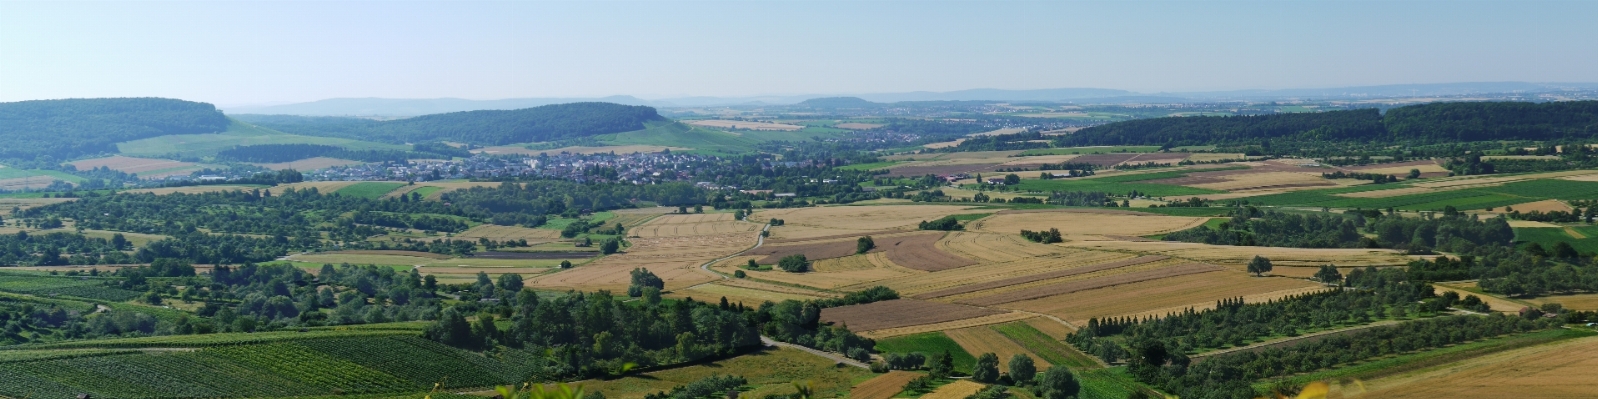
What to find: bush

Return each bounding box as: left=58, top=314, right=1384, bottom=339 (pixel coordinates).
left=919, top=216, right=964, bottom=231
left=778, top=254, right=809, bottom=273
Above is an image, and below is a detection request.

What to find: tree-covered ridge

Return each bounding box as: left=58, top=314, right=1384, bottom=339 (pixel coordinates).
left=1059, top=101, right=1598, bottom=147
left=235, top=102, right=665, bottom=145
left=0, top=98, right=231, bottom=160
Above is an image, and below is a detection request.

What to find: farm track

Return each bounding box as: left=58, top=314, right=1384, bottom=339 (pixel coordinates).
left=1191, top=319, right=1402, bottom=361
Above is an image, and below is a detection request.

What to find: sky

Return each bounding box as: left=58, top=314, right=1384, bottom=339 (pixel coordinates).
left=2, top=0, right=1596, bottom=106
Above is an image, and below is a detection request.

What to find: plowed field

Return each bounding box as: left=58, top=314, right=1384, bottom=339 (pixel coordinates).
left=1003, top=271, right=1320, bottom=325
left=850, top=371, right=918, bottom=399
left=960, top=263, right=1224, bottom=306
left=818, top=299, right=1005, bottom=332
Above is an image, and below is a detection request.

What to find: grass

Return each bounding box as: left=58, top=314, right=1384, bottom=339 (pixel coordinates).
left=1017, top=146, right=1161, bottom=156
left=988, top=322, right=1101, bottom=369
left=597, top=121, right=760, bottom=155
left=1263, top=328, right=1596, bottom=389
left=948, top=213, right=994, bottom=222
left=1007, top=179, right=1221, bottom=198
left=839, top=161, right=904, bottom=171
left=0, top=167, right=39, bottom=179
left=1514, top=227, right=1598, bottom=254
left=117, top=119, right=407, bottom=158
left=409, top=186, right=443, bottom=199
left=578, top=348, right=873, bottom=399
left=874, top=332, right=978, bottom=374
left=1076, top=367, right=1156, bottom=399
left=335, top=182, right=407, bottom=199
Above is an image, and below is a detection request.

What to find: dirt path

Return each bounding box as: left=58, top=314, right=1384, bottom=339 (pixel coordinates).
left=760, top=336, right=868, bottom=369
left=691, top=221, right=771, bottom=284
left=1193, top=319, right=1401, bottom=360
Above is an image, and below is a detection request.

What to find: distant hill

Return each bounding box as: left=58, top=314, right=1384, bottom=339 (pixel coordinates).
left=1059, top=100, right=1598, bottom=146
left=797, top=97, right=879, bottom=108
left=236, top=102, right=666, bottom=145
left=0, top=98, right=230, bottom=160
left=224, top=96, right=652, bottom=116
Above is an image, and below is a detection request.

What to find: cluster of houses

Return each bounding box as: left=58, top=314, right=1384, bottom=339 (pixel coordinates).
left=305, top=152, right=724, bottom=185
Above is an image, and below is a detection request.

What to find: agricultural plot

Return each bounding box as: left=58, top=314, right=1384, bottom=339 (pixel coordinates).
left=251, top=157, right=363, bottom=171
left=935, top=232, right=1068, bottom=263
left=123, top=185, right=267, bottom=195
left=913, top=255, right=1168, bottom=299
left=757, top=205, right=986, bottom=235
left=1018, top=146, right=1161, bottom=156
left=717, top=252, right=922, bottom=290
left=1002, top=271, right=1322, bottom=325
left=919, top=380, right=985, bottom=399
left=334, top=182, right=407, bottom=199
left=958, top=262, right=1224, bottom=306
left=818, top=299, right=1005, bottom=332
left=475, top=144, right=685, bottom=156
left=450, top=224, right=563, bottom=242
left=749, top=236, right=874, bottom=264
left=578, top=347, right=872, bottom=399
left=1360, top=335, right=1598, bottom=398
left=989, top=321, right=1099, bottom=369
left=529, top=226, right=757, bottom=292
left=875, top=232, right=975, bottom=271
left=0, top=197, right=74, bottom=216
left=1062, top=239, right=1419, bottom=268
left=629, top=213, right=759, bottom=238
left=116, top=120, right=407, bottom=158
left=849, top=371, right=919, bottom=399
left=968, top=210, right=1208, bottom=239
left=66, top=155, right=205, bottom=179
left=1526, top=293, right=1598, bottom=311
left=0, top=273, right=142, bottom=302
left=685, top=119, right=804, bottom=131
left=945, top=326, right=1046, bottom=371
left=873, top=332, right=977, bottom=373
left=678, top=281, right=827, bottom=304
left=863, top=250, right=1134, bottom=296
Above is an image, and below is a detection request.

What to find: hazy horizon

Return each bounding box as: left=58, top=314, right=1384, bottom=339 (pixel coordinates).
left=4, top=1, right=1597, bottom=105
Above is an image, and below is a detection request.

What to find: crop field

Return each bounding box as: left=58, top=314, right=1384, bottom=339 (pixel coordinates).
left=629, top=213, right=759, bottom=237
left=116, top=120, right=407, bottom=158
left=1525, top=293, right=1598, bottom=311
left=1008, top=176, right=1222, bottom=197
left=969, top=210, right=1208, bottom=238
left=677, top=281, right=827, bottom=304
left=334, top=182, right=407, bottom=199
left=252, top=157, right=364, bottom=171
left=1017, top=146, right=1161, bottom=155
left=944, top=326, right=1046, bottom=371
left=684, top=119, right=804, bottom=131
left=858, top=312, right=1034, bottom=339
left=1356, top=334, right=1598, bottom=398
left=529, top=229, right=756, bottom=291
left=577, top=347, right=872, bottom=399
left=66, top=155, right=205, bottom=178
left=989, top=321, right=1099, bottom=369
left=819, top=299, right=1006, bottom=332
left=864, top=250, right=1134, bottom=296
left=913, top=255, right=1168, bottom=299
left=1063, top=239, right=1419, bottom=268
left=718, top=253, right=922, bottom=290
left=0, top=273, right=143, bottom=301
left=958, top=262, right=1224, bottom=306
left=935, top=231, right=1068, bottom=263
left=873, top=232, right=975, bottom=271
left=1002, top=271, right=1322, bottom=325
left=1514, top=227, right=1598, bottom=254
left=450, top=224, right=564, bottom=242
left=749, top=235, right=874, bottom=263
left=122, top=185, right=266, bottom=195
left=756, top=205, right=986, bottom=235
left=0, top=197, right=74, bottom=216
left=873, top=332, right=977, bottom=373
left=919, top=380, right=985, bottom=399
left=849, top=371, right=919, bottom=399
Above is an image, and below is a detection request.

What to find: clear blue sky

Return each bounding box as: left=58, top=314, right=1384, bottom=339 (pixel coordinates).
left=3, top=1, right=1595, bottom=106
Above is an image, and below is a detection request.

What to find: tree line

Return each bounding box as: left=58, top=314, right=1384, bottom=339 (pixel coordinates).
left=237, top=102, right=665, bottom=146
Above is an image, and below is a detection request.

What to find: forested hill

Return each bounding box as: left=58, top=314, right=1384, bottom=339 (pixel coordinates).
left=1058, top=100, right=1598, bottom=146
left=234, top=102, right=665, bottom=145
left=0, top=98, right=230, bottom=160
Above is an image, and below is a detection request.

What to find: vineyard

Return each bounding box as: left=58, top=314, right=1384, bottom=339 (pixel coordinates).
left=0, top=272, right=143, bottom=302
left=0, top=334, right=534, bottom=398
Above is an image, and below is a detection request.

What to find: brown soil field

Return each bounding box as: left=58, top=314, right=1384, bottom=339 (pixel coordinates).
left=863, top=250, right=1133, bottom=296
left=1525, top=293, right=1598, bottom=311
left=936, top=232, right=1068, bottom=263
left=961, top=263, right=1224, bottom=306
left=1186, top=172, right=1331, bottom=191
left=1060, top=240, right=1419, bottom=268
left=1003, top=271, right=1321, bottom=325
left=757, top=205, right=986, bottom=233
left=945, top=327, right=1049, bottom=371
left=1069, top=153, right=1141, bottom=166
left=251, top=157, right=362, bottom=171
left=452, top=224, right=564, bottom=242
left=1361, top=336, right=1598, bottom=398
left=68, top=155, right=201, bottom=177
left=878, top=232, right=975, bottom=272
left=818, top=299, right=1006, bottom=332
left=850, top=371, right=918, bottom=399
left=859, top=312, right=1033, bottom=339
left=969, top=211, right=1207, bottom=238
left=919, top=380, right=986, bottom=399
left=1503, top=199, right=1575, bottom=213
left=915, top=255, right=1168, bottom=299
left=1185, top=153, right=1248, bottom=162
left=835, top=123, right=885, bottom=130
left=720, top=252, right=923, bottom=290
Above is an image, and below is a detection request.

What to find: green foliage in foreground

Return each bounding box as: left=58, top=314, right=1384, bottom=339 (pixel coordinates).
left=873, top=332, right=976, bottom=374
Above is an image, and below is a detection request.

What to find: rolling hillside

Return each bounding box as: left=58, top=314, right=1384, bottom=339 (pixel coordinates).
left=235, top=102, right=666, bottom=145
left=0, top=98, right=231, bottom=160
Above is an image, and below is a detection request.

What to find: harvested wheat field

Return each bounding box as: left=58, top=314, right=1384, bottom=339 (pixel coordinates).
left=969, top=211, right=1207, bottom=238
left=1361, top=336, right=1598, bottom=399
left=758, top=205, right=987, bottom=233
left=945, top=327, right=1048, bottom=371
left=529, top=229, right=757, bottom=291
left=819, top=299, right=1005, bottom=332
left=723, top=253, right=922, bottom=290
left=850, top=371, right=919, bottom=399
left=859, top=312, right=1033, bottom=339
left=919, top=380, right=987, bottom=399
left=1186, top=153, right=1248, bottom=163
left=1504, top=199, right=1575, bottom=213
left=876, top=232, right=975, bottom=271
left=1060, top=239, right=1419, bottom=268
left=678, top=282, right=826, bottom=304
left=276, top=181, right=360, bottom=193
left=124, top=185, right=263, bottom=195
left=960, top=263, right=1224, bottom=306
left=631, top=213, right=760, bottom=238
left=915, top=255, right=1168, bottom=299
left=936, top=232, right=1067, bottom=263
left=452, top=224, right=563, bottom=242
left=67, top=155, right=202, bottom=178
left=1003, top=271, right=1321, bottom=325
left=1431, top=283, right=1525, bottom=313
left=251, top=157, right=362, bottom=171
left=922, top=139, right=967, bottom=149
left=1526, top=294, right=1598, bottom=311
left=1023, top=317, right=1076, bottom=338
left=865, top=250, right=1134, bottom=296
left=750, top=236, right=877, bottom=263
